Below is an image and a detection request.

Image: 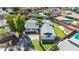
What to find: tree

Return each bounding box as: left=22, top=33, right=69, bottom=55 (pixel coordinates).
left=12, top=7, right=19, bottom=11
left=36, top=19, right=43, bottom=28
left=2, top=7, right=7, bottom=11
left=36, top=18, right=45, bottom=50
left=11, top=7, right=20, bottom=14
left=53, top=43, right=59, bottom=51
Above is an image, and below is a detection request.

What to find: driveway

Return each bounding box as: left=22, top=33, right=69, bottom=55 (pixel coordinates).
left=27, top=34, right=39, bottom=40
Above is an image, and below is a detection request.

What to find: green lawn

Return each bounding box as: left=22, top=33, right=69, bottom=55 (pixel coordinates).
left=53, top=26, right=66, bottom=39
left=52, top=21, right=66, bottom=39
left=32, top=39, right=53, bottom=51
left=53, top=22, right=60, bottom=26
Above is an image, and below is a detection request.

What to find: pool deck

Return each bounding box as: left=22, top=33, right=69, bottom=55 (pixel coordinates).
left=58, top=39, right=79, bottom=51
left=69, top=33, right=79, bottom=45
left=54, top=16, right=79, bottom=32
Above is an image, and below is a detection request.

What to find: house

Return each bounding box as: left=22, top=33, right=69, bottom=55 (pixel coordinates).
left=0, top=9, right=8, bottom=15
left=0, top=8, right=13, bottom=16
left=42, top=19, right=53, bottom=26
left=38, top=12, right=46, bottom=17
left=6, top=9, right=13, bottom=13
left=0, top=19, right=8, bottom=28
left=64, top=10, right=79, bottom=19
left=0, top=19, right=10, bottom=34
left=24, top=18, right=39, bottom=33
left=40, top=23, right=56, bottom=44
left=58, top=33, right=79, bottom=51
left=0, top=19, right=10, bottom=31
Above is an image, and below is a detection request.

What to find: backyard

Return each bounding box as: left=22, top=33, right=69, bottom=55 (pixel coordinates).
left=53, top=26, right=66, bottom=39
left=51, top=21, right=66, bottom=39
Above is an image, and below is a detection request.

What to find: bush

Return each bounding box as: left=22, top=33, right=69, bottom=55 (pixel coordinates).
left=50, top=44, right=59, bottom=51
left=2, top=7, right=7, bottom=11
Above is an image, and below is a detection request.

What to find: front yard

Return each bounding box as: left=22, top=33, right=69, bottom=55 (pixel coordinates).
left=32, top=39, right=59, bottom=51
left=32, top=39, right=52, bottom=51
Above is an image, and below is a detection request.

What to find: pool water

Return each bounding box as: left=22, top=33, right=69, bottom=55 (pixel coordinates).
left=74, top=34, right=79, bottom=40
left=62, top=19, right=74, bottom=23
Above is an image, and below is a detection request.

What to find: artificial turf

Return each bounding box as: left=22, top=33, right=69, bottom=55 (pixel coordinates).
left=53, top=26, right=66, bottom=39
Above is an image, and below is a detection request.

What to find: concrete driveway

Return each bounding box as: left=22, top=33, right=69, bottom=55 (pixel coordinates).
left=27, top=34, right=39, bottom=40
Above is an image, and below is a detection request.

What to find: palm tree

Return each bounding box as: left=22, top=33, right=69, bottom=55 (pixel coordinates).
left=2, top=7, right=7, bottom=11
left=4, top=14, right=29, bottom=33
left=12, top=7, right=20, bottom=12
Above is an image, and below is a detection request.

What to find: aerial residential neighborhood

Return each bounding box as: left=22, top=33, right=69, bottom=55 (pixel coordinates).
left=0, top=7, right=79, bottom=51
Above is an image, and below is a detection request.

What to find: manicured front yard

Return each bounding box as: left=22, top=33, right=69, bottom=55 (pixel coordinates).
left=32, top=39, right=53, bottom=51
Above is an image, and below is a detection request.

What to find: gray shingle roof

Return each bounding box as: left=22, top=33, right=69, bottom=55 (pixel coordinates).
left=41, top=24, right=56, bottom=40
left=25, top=19, right=39, bottom=29
left=0, top=20, right=8, bottom=28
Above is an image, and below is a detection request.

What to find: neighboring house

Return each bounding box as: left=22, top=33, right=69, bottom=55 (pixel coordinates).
left=58, top=33, right=79, bottom=51
left=6, top=9, right=13, bottom=13
left=28, top=12, right=38, bottom=17
left=25, top=18, right=39, bottom=33
left=52, top=8, right=61, bottom=16
left=64, top=10, right=79, bottom=19
left=0, top=8, right=13, bottom=15
left=0, top=19, right=10, bottom=33
left=0, top=20, right=8, bottom=28
left=40, top=24, right=56, bottom=43
left=0, top=9, right=7, bottom=15
left=42, top=19, right=53, bottom=26
left=0, top=19, right=10, bottom=31
left=38, top=12, right=45, bottom=17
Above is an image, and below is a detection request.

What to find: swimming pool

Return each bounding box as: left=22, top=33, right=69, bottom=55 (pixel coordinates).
left=62, top=19, right=74, bottom=23
left=74, top=34, right=79, bottom=40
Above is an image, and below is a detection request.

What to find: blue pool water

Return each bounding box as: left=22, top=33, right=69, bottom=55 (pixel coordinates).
left=62, top=19, right=74, bottom=23
left=74, top=34, right=79, bottom=40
